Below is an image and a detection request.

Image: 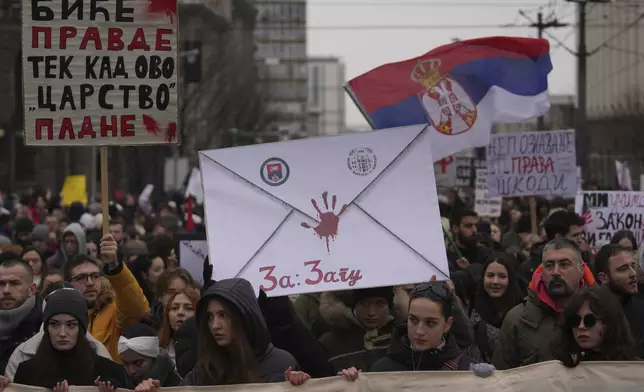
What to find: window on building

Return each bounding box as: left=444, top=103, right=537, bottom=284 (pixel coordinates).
left=311, top=66, right=320, bottom=106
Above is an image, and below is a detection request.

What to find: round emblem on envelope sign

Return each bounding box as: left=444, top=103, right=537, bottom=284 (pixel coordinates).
left=347, top=147, right=377, bottom=176
left=260, top=157, right=290, bottom=186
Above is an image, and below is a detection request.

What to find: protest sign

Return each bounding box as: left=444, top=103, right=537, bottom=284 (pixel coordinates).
left=486, top=129, right=576, bottom=197
left=474, top=169, right=501, bottom=217
left=575, top=191, right=644, bottom=248
left=177, top=233, right=208, bottom=285
left=22, top=0, right=179, bottom=146
left=6, top=361, right=644, bottom=392
left=199, top=124, right=449, bottom=296
left=434, top=149, right=485, bottom=189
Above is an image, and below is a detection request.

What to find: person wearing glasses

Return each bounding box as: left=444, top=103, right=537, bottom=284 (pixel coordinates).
left=62, top=234, right=149, bottom=363
left=551, top=286, right=637, bottom=366
left=594, top=244, right=644, bottom=358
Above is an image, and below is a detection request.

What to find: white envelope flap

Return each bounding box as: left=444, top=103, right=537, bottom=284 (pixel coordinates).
left=199, top=124, right=428, bottom=225
left=355, top=128, right=450, bottom=279
left=198, top=153, right=292, bottom=280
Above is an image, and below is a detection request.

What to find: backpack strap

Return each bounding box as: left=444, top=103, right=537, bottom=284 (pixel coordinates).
left=441, top=353, right=464, bottom=371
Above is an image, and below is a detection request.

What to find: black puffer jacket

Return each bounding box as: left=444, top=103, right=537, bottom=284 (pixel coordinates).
left=0, top=296, right=42, bottom=374
left=182, top=278, right=298, bottom=385
left=370, top=324, right=473, bottom=372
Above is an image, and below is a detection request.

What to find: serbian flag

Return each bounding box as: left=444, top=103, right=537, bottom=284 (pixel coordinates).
left=345, top=36, right=552, bottom=160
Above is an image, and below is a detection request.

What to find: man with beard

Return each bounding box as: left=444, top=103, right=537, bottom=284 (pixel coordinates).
left=594, top=244, right=644, bottom=357
left=447, top=209, right=490, bottom=273
left=492, top=238, right=596, bottom=369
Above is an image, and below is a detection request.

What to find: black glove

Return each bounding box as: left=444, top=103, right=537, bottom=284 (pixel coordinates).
left=202, top=256, right=215, bottom=290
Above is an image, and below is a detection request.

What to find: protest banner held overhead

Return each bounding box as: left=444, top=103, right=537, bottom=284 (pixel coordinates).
left=199, top=125, right=449, bottom=297
left=486, top=129, right=577, bottom=198
left=575, top=191, right=644, bottom=248
left=433, top=149, right=486, bottom=189
left=474, top=169, right=502, bottom=217
left=22, top=0, right=179, bottom=146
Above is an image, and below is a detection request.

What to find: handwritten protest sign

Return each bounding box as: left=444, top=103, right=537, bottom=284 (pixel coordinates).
left=486, top=129, right=576, bottom=197
left=575, top=191, right=644, bottom=248
left=474, top=169, right=501, bottom=217
left=177, top=233, right=208, bottom=285
left=6, top=361, right=644, bottom=392
left=434, top=149, right=485, bottom=189
left=22, top=0, right=179, bottom=146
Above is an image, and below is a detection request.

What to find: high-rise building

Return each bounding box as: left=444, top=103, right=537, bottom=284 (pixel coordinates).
left=254, top=0, right=308, bottom=139
left=307, top=57, right=346, bottom=136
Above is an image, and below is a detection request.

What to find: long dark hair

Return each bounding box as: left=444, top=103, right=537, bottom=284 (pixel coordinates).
left=474, top=253, right=524, bottom=328
left=31, top=326, right=96, bottom=387
left=551, top=286, right=635, bottom=367
left=130, top=253, right=165, bottom=302
left=195, top=297, right=259, bottom=385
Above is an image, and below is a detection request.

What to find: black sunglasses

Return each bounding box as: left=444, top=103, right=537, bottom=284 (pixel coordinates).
left=570, top=314, right=600, bottom=329
left=412, top=281, right=452, bottom=301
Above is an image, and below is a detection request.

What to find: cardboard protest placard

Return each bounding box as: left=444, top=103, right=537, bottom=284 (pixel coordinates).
left=6, top=361, right=644, bottom=392
left=575, top=191, right=644, bottom=248
left=433, top=149, right=485, bottom=189
left=486, top=129, right=576, bottom=197
left=199, top=125, right=449, bottom=296
left=474, top=169, right=501, bottom=217
left=22, top=0, right=179, bottom=146
left=176, top=233, right=208, bottom=285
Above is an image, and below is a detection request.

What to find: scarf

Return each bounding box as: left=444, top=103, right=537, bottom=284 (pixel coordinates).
left=0, top=296, right=36, bottom=338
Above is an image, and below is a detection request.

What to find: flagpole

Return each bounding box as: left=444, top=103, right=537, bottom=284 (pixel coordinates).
left=343, top=84, right=377, bottom=130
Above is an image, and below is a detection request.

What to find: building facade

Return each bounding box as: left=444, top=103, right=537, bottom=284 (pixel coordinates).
left=307, top=57, right=346, bottom=136
left=254, top=0, right=308, bottom=139
left=584, top=1, right=644, bottom=188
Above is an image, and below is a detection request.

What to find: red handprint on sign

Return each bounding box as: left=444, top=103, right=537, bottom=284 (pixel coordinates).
left=301, top=191, right=348, bottom=254
left=142, top=115, right=177, bottom=143
left=581, top=211, right=593, bottom=226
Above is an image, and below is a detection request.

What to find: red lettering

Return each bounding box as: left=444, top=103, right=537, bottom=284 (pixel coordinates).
left=107, top=28, right=124, bottom=51
left=60, top=27, right=77, bottom=49
left=35, top=119, right=53, bottom=140
left=58, top=118, right=76, bottom=140
left=78, top=116, right=97, bottom=139
left=127, top=28, right=150, bottom=51
left=259, top=266, right=277, bottom=291
left=304, top=260, right=323, bottom=285
left=434, top=156, right=454, bottom=174
left=120, top=114, right=135, bottom=137
left=511, top=156, right=556, bottom=175
left=155, top=28, right=172, bottom=51
left=101, top=115, right=118, bottom=137
left=80, top=27, right=102, bottom=50
left=32, top=26, right=51, bottom=49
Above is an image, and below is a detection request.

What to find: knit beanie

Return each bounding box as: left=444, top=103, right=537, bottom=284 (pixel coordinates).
left=353, top=286, right=394, bottom=309
left=43, top=288, right=89, bottom=331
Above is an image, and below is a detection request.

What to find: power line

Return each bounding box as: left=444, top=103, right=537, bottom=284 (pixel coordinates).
left=587, top=11, right=644, bottom=56
left=305, top=1, right=546, bottom=6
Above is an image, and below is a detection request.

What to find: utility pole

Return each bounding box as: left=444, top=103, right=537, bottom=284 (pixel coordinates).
left=526, top=10, right=569, bottom=131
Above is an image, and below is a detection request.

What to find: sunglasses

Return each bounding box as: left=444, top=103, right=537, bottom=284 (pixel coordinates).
left=412, top=281, right=451, bottom=301
left=570, top=314, right=600, bottom=329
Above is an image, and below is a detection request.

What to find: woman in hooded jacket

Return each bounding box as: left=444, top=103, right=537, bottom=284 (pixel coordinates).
left=134, top=278, right=308, bottom=390
left=10, top=289, right=127, bottom=391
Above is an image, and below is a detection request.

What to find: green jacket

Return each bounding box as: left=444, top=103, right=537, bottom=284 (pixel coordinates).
left=492, top=290, right=558, bottom=370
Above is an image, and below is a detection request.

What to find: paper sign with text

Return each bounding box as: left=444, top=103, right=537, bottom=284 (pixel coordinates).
left=575, top=191, right=644, bottom=248
left=474, top=169, right=501, bottom=217
left=486, top=129, right=576, bottom=197
left=177, top=233, right=208, bottom=285
left=433, top=149, right=485, bottom=189
left=22, top=0, right=179, bottom=146
left=199, top=125, right=449, bottom=296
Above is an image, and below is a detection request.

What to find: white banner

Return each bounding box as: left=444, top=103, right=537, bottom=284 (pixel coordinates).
left=474, top=169, right=501, bottom=217
left=486, top=129, right=576, bottom=197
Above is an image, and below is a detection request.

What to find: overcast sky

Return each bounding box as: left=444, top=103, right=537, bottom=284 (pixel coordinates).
left=307, top=0, right=578, bottom=128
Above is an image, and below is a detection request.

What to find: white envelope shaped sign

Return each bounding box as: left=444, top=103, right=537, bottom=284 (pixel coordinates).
left=198, top=124, right=449, bottom=296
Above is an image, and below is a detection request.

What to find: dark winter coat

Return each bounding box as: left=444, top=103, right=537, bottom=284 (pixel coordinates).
left=0, top=296, right=42, bottom=375
left=370, top=324, right=473, bottom=372
left=14, top=353, right=127, bottom=389
left=182, top=278, right=298, bottom=385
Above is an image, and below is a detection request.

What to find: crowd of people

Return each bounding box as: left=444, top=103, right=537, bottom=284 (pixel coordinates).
left=0, top=189, right=642, bottom=391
